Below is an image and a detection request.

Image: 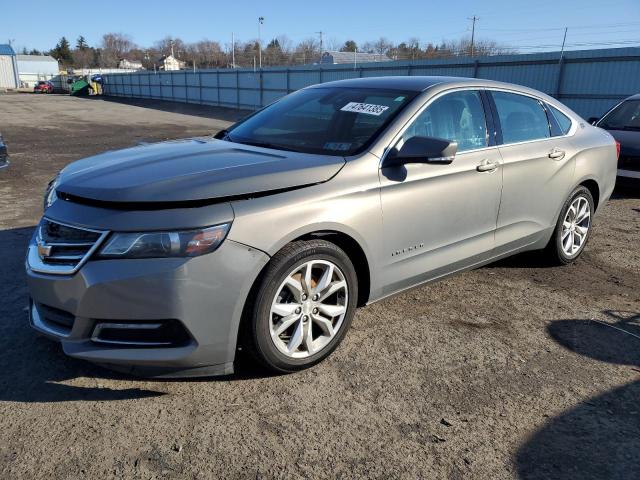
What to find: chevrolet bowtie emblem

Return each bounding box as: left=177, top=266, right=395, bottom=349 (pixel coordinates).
left=37, top=242, right=53, bottom=259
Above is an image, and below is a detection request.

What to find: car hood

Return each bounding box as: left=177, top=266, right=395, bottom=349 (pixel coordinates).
left=606, top=129, right=640, bottom=156
left=57, top=138, right=345, bottom=204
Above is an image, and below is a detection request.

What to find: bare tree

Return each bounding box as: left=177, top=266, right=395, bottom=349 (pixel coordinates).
left=372, top=37, right=393, bottom=56
left=51, top=29, right=518, bottom=70
left=100, top=33, right=136, bottom=67
left=191, top=40, right=225, bottom=68
left=293, top=37, right=320, bottom=64
left=438, top=37, right=512, bottom=57
left=154, top=36, right=186, bottom=57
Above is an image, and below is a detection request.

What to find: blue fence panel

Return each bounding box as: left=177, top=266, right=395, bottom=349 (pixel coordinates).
left=102, top=47, right=640, bottom=118
left=263, top=71, right=287, bottom=91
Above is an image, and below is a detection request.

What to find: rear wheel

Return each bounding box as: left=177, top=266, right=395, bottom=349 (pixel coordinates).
left=544, top=186, right=594, bottom=264
left=244, top=239, right=358, bottom=373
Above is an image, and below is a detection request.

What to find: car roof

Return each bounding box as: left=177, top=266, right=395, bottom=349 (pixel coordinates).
left=308, top=75, right=579, bottom=117
left=308, top=75, right=529, bottom=93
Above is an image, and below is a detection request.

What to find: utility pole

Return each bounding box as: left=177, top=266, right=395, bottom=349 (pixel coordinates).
left=231, top=32, right=236, bottom=68
left=468, top=15, right=479, bottom=57
left=170, top=39, right=175, bottom=58
left=316, top=31, right=324, bottom=62
left=258, top=16, right=264, bottom=69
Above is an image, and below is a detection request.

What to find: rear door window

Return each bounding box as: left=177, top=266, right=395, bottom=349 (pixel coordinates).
left=491, top=91, right=551, bottom=144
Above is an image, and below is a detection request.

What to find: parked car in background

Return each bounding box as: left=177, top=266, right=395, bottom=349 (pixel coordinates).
left=0, top=135, right=8, bottom=169
left=26, top=77, right=618, bottom=377
left=590, top=94, right=640, bottom=181
left=33, top=81, right=54, bottom=94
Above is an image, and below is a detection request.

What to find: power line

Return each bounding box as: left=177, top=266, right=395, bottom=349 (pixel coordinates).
left=479, top=21, right=640, bottom=33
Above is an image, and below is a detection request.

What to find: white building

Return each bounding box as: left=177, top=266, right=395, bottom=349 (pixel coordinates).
left=118, top=58, right=143, bottom=70
left=0, top=44, right=19, bottom=89
left=16, top=54, right=60, bottom=88
left=159, top=54, right=185, bottom=71
left=320, top=51, right=392, bottom=65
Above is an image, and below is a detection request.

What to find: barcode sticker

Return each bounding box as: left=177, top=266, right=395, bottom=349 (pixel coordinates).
left=340, top=102, right=389, bottom=116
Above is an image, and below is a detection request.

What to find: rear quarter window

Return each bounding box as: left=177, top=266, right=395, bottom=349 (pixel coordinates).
left=548, top=105, right=573, bottom=135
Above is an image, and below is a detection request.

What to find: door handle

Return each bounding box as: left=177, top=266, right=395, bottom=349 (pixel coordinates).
left=548, top=148, right=566, bottom=160
left=476, top=159, right=499, bottom=172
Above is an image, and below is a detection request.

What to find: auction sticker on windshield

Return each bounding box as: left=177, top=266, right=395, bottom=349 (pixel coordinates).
left=340, top=102, right=390, bottom=116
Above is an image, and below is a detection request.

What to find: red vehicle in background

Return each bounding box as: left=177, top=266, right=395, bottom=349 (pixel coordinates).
left=34, top=81, right=54, bottom=94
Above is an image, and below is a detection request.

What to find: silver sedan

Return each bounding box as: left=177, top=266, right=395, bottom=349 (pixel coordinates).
left=26, top=77, right=618, bottom=376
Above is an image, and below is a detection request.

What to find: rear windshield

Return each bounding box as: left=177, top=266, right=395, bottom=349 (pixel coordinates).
left=599, top=99, right=640, bottom=131
left=225, top=87, right=418, bottom=156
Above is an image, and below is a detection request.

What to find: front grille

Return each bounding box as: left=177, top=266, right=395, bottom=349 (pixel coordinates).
left=27, top=218, right=108, bottom=275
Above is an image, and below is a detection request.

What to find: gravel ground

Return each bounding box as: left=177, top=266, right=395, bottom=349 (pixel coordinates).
left=0, top=93, right=639, bottom=480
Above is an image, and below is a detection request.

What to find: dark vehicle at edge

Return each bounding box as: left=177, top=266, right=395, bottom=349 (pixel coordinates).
left=0, top=135, right=8, bottom=169
left=590, top=93, right=640, bottom=181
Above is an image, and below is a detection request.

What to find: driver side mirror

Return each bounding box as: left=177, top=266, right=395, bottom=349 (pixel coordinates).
left=385, top=136, right=457, bottom=167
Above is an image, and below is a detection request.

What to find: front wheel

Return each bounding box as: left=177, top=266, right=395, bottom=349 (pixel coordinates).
left=544, top=186, right=594, bottom=264
left=244, top=239, right=358, bottom=373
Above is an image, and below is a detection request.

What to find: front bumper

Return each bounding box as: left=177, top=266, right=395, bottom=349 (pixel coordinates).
left=26, top=239, right=269, bottom=377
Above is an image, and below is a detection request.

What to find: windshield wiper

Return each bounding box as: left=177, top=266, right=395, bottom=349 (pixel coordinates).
left=214, top=129, right=231, bottom=140
left=230, top=139, right=303, bottom=153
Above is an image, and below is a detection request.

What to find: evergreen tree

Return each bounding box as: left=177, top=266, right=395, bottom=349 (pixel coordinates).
left=52, top=37, right=72, bottom=63
left=340, top=40, right=358, bottom=52
left=76, top=35, right=88, bottom=50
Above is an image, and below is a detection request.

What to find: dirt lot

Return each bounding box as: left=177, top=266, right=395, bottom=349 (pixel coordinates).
left=0, top=93, right=639, bottom=480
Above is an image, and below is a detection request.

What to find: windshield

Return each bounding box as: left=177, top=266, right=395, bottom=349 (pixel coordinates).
left=599, top=99, right=640, bottom=131
left=224, top=87, right=418, bottom=156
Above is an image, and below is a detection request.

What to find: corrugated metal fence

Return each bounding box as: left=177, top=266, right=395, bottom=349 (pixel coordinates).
left=102, top=47, right=640, bottom=119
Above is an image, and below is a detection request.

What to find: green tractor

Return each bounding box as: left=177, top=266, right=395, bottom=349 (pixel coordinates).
left=68, top=76, right=91, bottom=96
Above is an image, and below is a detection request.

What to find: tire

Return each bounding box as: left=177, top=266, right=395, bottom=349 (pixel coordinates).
left=544, top=185, right=595, bottom=265
left=243, top=239, right=358, bottom=373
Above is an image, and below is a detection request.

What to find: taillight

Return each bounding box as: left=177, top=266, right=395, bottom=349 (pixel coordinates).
left=615, top=141, right=621, bottom=159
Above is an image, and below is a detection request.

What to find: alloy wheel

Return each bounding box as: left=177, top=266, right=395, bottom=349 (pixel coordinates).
left=269, top=260, right=348, bottom=358
left=561, top=195, right=591, bottom=257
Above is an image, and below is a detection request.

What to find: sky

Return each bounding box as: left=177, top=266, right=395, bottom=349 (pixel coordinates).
left=3, top=0, right=640, bottom=53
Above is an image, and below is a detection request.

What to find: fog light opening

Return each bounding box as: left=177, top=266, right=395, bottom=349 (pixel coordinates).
left=91, top=320, right=191, bottom=347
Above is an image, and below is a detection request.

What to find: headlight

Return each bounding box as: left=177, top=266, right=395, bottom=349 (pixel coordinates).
left=44, top=175, right=60, bottom=210
left=97, top=223, right=231, bottom=259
